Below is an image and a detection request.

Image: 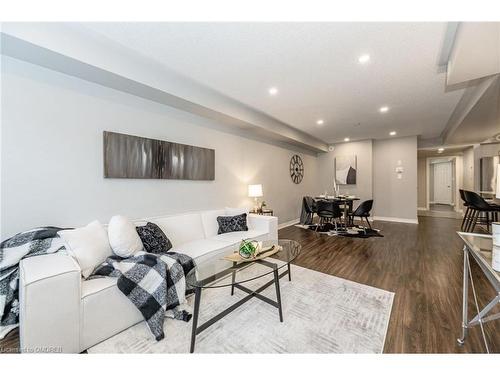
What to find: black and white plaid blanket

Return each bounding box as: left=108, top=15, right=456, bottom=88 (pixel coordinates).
left=91, top=251, right=195, bottom=341
left=0, top=227, right=66, bottom=339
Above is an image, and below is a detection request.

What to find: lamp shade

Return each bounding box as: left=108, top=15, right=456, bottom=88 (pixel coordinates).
left=496, top=164, right=500, bottom=199
left=248, top=184, right=263, bottom=198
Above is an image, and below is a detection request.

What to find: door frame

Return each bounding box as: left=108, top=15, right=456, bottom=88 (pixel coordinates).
left=426, top=156, right=458, bottom=211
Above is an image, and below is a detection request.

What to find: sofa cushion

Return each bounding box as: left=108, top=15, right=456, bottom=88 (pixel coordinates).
left=81, top=277, right=143, bottom=350
left=136, top=222, right=172, bottom=254
left=81, top=276, right=117, bottom=298
left=151, top=213, right=205, bottom=247
left=171, top=238, right=233, bottom=259
left=108, top=215, right=143, bottom=257
left=210, top=229, right=269, bottom=245
left=200, top=209, right=226, bottom=238
left=217, top=213, right=248, bottom=234
left=59, top=220, right=113, bottom=279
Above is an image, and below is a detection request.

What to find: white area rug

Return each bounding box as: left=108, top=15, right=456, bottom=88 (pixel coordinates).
left=89, top=264, right=394, bottom=353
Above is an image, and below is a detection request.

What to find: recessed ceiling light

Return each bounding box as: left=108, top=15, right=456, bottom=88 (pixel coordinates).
left=438, top=148, right=445, bottom=153
left=379, top=106, right=389, bottom=113
left=268, top=87, right=278, bottom=96
left=344, top=137, right=350, bottom=142
left=316, top=119, right=324, bottom=125
left=389, top=131, right=397, bottom=136
left=358, top=54, right=370, bottom=64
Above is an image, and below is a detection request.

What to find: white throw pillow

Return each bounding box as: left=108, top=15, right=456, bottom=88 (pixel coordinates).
left=225, top=207, right=250, bottom=216
left=108, top=215, right=143, bottom=257
left=59, top=220, right=113, bottom=279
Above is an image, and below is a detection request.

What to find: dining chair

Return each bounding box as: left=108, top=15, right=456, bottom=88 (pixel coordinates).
left=459, top=189, right=471, bottom=231
left=301, top=196, right=317, bottom=225
left=348, top=200, right=373, bottom=232
left=463, top=190, right=500, bottom=233
left=315, top=200, right=342, bottom=232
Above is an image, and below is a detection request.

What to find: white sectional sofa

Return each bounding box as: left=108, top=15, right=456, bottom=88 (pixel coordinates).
left=18, top=209, right=278, bottom=353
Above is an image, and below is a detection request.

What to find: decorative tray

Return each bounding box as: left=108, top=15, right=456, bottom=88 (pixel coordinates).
left=223, top=245, right=282, bottom=263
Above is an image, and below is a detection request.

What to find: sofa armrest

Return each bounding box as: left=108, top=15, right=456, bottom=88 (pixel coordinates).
left=248, top=214, right=278, bottom=241
left=19, top=253, right=82, bottom=353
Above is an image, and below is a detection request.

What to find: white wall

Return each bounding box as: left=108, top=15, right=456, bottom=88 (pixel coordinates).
left=455, top=156, right=464, bottom=211
left=417, top=157, right=426, bottom=209
left=317, top=140, right=373, bottom=202
left=373, top=136, right=418, bottom=222
left=1, top=56, right=320, bottom=238
left=462, top=146, right=475, bottom=191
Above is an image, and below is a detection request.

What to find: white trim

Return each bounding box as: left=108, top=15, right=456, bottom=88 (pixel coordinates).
left=278, top=218, right=300, bottom=230
left=373, top=216, right=419, bottom=224
left=417, top=207, right=428, bottom=211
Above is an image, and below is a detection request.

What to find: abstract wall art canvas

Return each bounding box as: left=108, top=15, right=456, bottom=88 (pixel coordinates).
left=103, top=131, right=215, bottom=180
left=335, top=155, right=357, bottom=185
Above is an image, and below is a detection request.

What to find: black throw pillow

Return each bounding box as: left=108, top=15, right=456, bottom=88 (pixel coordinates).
left=136, top=222, right=172, bottom=254
left=217, top=213, right=248, bottom=234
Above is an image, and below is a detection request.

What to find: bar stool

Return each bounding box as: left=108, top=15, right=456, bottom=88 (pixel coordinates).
left=463, top=191, right=500, bottom=233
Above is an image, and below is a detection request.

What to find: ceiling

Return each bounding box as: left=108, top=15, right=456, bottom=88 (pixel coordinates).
left=81, top=22, right=466, bottom=144
left=417, top=145, right=472, bottom=158
left=446, top=76, right=500, bottom=144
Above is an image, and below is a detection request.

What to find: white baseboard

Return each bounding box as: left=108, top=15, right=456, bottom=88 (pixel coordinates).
left=278, top=218, right=300, bottom=230
left=372, top=216, right=419, bottom=224
left=417, top=207, right=427, bottom=211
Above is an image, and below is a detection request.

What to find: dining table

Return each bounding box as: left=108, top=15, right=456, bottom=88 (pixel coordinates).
left=315, top=195, right=360, bottom=229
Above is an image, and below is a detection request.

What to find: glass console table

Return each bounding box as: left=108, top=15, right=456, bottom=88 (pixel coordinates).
left=457, top=232, right=500, bottom=353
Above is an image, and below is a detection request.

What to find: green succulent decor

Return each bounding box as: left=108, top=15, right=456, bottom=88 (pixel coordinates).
left=238, top=239, right=258, bottom=259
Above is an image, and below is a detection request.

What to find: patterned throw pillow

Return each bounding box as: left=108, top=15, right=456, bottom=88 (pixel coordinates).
left=217, top=213, right=248, bottom=234
left=135, top=222, right=172, bottom=254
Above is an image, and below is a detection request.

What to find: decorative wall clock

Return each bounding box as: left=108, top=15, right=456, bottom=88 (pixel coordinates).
left=290, top=154, right=304, bottom=184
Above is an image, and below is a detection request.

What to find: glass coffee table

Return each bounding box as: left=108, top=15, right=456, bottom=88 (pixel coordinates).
left=186, top=239, right=301, bottom=353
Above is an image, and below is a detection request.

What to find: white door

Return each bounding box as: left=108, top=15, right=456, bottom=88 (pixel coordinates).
left=433, top=162, right=453, bottom=204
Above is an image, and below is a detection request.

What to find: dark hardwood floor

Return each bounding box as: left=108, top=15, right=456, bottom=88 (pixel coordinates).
left=280, top=215, right=499, bottom=353
left=1, top=215, right=498, bottom=353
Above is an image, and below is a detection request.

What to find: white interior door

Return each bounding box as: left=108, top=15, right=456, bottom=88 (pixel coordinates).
left=433, top=161, right=453, bottom=204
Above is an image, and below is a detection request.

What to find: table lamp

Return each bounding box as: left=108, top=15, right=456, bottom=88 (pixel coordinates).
left=248, top=184, right=263, bottom=212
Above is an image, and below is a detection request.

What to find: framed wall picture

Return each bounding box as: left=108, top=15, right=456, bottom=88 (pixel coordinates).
left=103, top=131, right=215, bottom=180
left=335, top=155, right=357, bottom=185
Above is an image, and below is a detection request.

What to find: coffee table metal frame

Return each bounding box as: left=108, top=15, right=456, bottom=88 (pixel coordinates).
left=188, top=257, right=292, bottom=353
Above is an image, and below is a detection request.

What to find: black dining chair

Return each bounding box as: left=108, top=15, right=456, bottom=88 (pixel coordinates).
left=348, top=200, right=373, bottom=232
left=300, top=196, right=317, bottom=225
left=459, top=189, right=471, bottom=231
left=316, top=200, right=342, bottom=232
left=463, top=190, right=500, bottom=233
